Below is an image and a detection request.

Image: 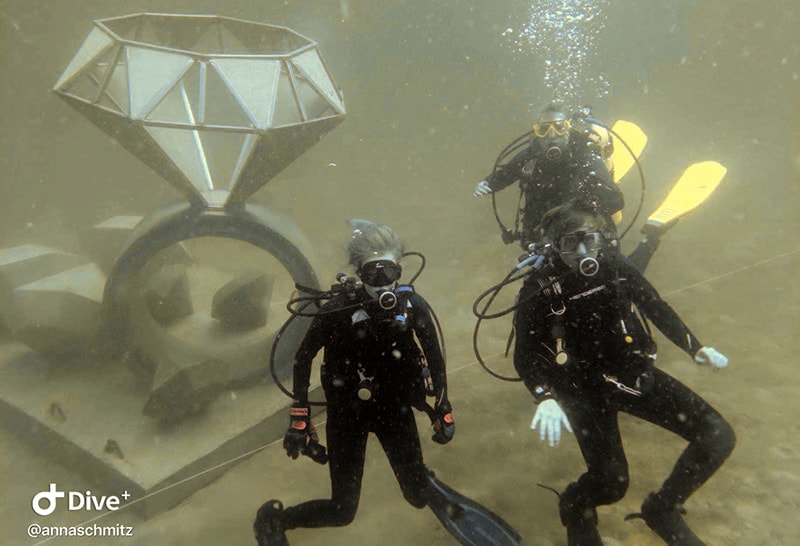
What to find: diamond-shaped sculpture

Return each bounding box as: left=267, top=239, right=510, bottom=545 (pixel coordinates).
left=53, top=13, right=345, bottom=207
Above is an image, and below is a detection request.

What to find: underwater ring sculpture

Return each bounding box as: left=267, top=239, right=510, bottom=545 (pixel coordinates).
left=53, top=13, right=345, bottom=388
left=99, top=199, right=319, bottom=372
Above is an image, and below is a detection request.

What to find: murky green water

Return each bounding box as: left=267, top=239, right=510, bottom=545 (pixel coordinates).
left=1, top=1, right=798, bottom=545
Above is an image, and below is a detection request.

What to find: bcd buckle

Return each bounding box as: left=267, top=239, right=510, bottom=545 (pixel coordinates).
left=602, top=374, right=643, bottom=397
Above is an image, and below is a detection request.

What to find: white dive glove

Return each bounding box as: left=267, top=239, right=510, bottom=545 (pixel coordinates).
left=473, top=180, right=493, bottom=198
left=530, top=399, right=573, bottom=447
left=694, top=346, right=729, bottom=369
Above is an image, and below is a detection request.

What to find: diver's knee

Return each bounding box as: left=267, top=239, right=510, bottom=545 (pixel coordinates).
left=699, top=412, right=736, bottom=462
left=580, top=463, right=629, bottom=504
left=588, top=473, right=629, bottom=505
left=331, top=498, right=359, bottom=526
left=559, top=471, right=628, bottom=518
left=606, top=472, right=630, bottom=503
left=708, top=415, right=736, bottom=460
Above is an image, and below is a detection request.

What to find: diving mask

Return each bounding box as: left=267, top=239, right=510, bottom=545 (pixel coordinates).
left=533, top=119, right=571, bottom=138
left=358, top=259, right=402, bottom=287
left=554, top=229, right=605, bottom=276
left=555, top=230, right=604, bottom=254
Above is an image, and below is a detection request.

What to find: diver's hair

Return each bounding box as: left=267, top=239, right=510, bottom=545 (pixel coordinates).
left=535, top=200, right=615, bottom=244
left=346, top=219, right=405, bottom=268
left=538, top=100, right=567, bottom=122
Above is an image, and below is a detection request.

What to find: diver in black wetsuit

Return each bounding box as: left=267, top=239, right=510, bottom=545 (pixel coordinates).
left=474, top=101, right=668, bottom=273
left=513, top=202, right=735, bottom=546
left=253, top=220, right=461, bottom=546
left=473, top=102, right=624, bottom=251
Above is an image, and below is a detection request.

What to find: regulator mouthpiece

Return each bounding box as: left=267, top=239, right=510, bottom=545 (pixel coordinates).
left=378, top=290, right=398, bottom=310
left=578, top=256, right=600, bottom=276
left=545, top=146, right=563, bottom=161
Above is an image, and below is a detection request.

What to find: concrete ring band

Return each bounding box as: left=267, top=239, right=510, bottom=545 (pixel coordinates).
left=100, top=200, right=319, bottom=384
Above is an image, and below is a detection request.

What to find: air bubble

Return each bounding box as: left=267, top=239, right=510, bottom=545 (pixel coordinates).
left=503, top=0, right=610, bottom=103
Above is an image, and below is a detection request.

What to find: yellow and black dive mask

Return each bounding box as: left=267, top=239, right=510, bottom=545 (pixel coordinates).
left=532, top=119, right=571, bottom=138
left=533, top=108, right=572, bottom=161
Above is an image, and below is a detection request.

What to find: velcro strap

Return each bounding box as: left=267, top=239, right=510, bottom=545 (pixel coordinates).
left=290, top=406, right=309, bottom=417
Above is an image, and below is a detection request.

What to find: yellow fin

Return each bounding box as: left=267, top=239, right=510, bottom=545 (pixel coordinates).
left=647, top=161, right=727, bottom=226
left=611, top=120, right=648, bottom=183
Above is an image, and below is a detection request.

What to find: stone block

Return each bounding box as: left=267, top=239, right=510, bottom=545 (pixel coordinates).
left=0, top=245, right=88, bottom=330
left=12, top=263, right=105, bottom=356
left=143, top=357, right=228, bottom=422
left=143, top=263, right=194, bottom=325
left=211, top=271, right=273, bottom=331
left=78, top=215, right=143, bottom=273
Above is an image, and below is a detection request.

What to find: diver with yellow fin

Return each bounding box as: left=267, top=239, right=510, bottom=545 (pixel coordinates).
left=473, top=101, right=624, bottom=250
left=473, top=102, right=726, bottom=273
left=471, top=105, right=732, bottom=545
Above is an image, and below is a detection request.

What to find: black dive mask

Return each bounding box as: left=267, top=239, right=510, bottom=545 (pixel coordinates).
left=555, top=230, right=607, bottom=277
left=357, top=260, right=402, bottom=287
left=555, top=230, right=604, bottom=253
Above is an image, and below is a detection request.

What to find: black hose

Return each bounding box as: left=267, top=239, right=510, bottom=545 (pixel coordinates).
left=471, top=266, right=525, bottom=382
left=489, top=131, right=531, bottom=241
left=402, top=251, right=426, bottom=285
left=471, top=261, right=571, bottom=382
left=269, top=297, right=327, bottom=406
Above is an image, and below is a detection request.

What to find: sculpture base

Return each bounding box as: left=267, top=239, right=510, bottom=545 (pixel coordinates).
left=0, top=341, right=321, bottom=519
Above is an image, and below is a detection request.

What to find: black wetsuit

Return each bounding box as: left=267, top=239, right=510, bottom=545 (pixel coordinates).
left=484, top=134, right=624, bottom=248
left=282, top=286, right=448, bottom=529
left=513, top=256, right=735, bottom=524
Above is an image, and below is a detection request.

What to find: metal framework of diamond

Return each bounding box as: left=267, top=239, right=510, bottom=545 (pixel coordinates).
left=53, top=13, right=346, bottom=206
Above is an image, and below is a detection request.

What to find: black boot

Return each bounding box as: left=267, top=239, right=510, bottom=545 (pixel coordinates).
left=559, top=486, right=603, bottom=546
left=253, top=499, right=289, bottom=546
left=628, top=493, right=705, bottom=546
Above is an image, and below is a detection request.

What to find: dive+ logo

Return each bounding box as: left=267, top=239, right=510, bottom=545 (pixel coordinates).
left=32, top=484, right=130, bottom=516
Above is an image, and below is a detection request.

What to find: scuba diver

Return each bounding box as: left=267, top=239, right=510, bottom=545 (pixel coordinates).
left=473, top=101, right=686, bottom=273
left=473, top=101, right=625, bottom=251
left=254, top=220, right=521, bottom=546
left=512, top=201, right=735, bottom=546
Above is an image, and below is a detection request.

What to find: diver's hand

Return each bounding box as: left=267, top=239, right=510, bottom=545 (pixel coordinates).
left=531, top=399, right=572, bottom=447
left=283, top=403, right=312, bottom=459
left=694, top=346, right=729, bottom=369
left=473, top=180, right=493, bottom=198
left=431, top=401, right=455, bottom=444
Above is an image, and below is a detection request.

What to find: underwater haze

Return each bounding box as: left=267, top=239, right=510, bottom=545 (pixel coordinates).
left=1, top=0, right=799, bottom=545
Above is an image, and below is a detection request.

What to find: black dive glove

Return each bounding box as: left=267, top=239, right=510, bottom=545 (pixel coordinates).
left=283, top=403, right=328, bottom=464
left=431, top=400, right=455, bottom=445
